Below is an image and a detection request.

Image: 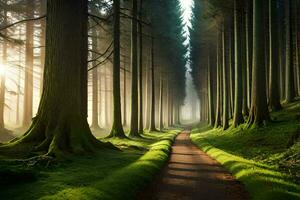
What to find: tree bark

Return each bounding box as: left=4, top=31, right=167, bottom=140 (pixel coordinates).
left=159, top=75, right=163, bottom=131
left=207, top=50, right=215, bottom=126
left=246, top=0, right=253, bottom=109
left=138, top=0, right=144, bottom=134
left=0, top=6, right=7, bottom=130
left=109, top=0, right=126, bottom=138
left=232, top=0, right=244, bottom=127
left=91, top=26, right=100, bottom=129
left=23, top=0, right=34, bottom=127
left=247, top=0, right=270, bottom=127
left=129, top=0, right=139, bottom=137
left=268, top=0, right=282, bottom=111
left=214, top=31, right=222, bottom=128
left=285, top=0, right=296, bottom=103
left=149, top=37, right=157, bottom=132
left=123, top=57, right=127, bottom=127
left=242, top=7, right=249, bottom=116
left=39, top=0, right=46, bottom=96
left=222, top=21, right=229, bottom=130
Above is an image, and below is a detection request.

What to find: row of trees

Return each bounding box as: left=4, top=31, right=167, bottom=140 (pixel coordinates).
left=190, top=0, right=300, bottom=129
left=0, top=0, right=186, bottom=157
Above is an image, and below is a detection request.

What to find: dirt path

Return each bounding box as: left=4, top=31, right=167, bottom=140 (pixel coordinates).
left=137, top=130, right=249, bottom=200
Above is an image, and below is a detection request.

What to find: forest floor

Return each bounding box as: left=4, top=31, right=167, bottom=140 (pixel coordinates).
left=191, top=100, right=300, bottom=200
left=137, top=130, right=249, bottom=200
left=0, top=129, right=180, bottom=200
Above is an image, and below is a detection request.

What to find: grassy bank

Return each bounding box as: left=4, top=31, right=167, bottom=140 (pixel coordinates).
left=191, top=101, right=300, bottom=200
left=0, top=129, right=180, bottom=200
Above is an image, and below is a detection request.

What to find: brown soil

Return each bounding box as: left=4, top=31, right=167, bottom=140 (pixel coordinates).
left=136, top=130, right=249, bottom=200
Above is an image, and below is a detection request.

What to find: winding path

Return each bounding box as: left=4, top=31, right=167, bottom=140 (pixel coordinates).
left=137, top=130, right=249, bottom=200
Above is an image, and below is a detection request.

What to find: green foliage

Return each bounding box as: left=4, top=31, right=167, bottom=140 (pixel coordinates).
left=0, top=130, right=180, bottom=200
left=191, top=101, right=300, bottom=200
left=145, top=0, right=187, bottom=105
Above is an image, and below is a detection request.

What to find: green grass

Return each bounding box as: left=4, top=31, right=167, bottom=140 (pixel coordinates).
left=191, top=101, right=300, bottom=200
left=0, top=129, right=180, bottom=200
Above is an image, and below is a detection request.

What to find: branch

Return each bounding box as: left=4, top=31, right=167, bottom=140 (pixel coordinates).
left=87, top=40, right=113, bottom=63
left=0, top=33, right=24, bottom=44
left=88, top=13, right=112, bottom=23
left=0, top=15, right=46, bottom=32
left=119, top=12, right=151, bottom=26
left=88, top=50, right=114, bottom=71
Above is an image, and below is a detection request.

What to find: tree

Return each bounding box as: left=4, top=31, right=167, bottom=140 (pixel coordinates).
left=232, top=0, right=244, bottom=127
left=138, top=0, right=144, bottom=135
left=23, top=0, right=34, bottom=127
left=109, top=0, right=126, bottom=138
left=0, top=6, right=7, bottom=131
left=285, top=0, right=295, bottom=103
left=247, top=0, right=270, bottom=126
left=158, top=74, right=163, bottom=131
left=268, top=0, right=282, bottom=111
left=207, top=50, right=215, bottom=126
left=148, top=37, right=157, bottom=132
left=91, top=22, right=101, bottom=129
left=129, top=0, right=139, bottom=137
left=122, top=57, right=128, bottom=127
left=214, top=30, right=222, bottom=128
left=0, top=0, right=113, bottom=158
left=222, top=21, right=229, bottom=130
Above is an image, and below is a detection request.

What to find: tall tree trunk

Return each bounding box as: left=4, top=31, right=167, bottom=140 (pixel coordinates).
left=91, top=27, right=100, bottom=129
left=269, top=0, right=282, bottom=111
left=149, top=37, right=157, bottom=131
left=109, top=0, right=126, bottom=138
left=104, top=65, right=108, bottom=127
left=123, top=58, right=127, bottom=127
left=0, top=7, right=7, bottom=130
left=285, top=0, right=295, bottom=103
left=242, top=7, right=249, bottom=116
left=246, top=0, right=253, bottom=109
left=39, top=0, right=46, bottom=96
left=229, top=28, right=235, bottom=118
left=159, top=75, right=163, bottom=131
left=207, top=51, right=215, bottom=126
left=233, top=0, right=244, bottom=127
left=129, top=0, right=139, bottom=137
left=144, top=59, right=149, bottom=129
left=248, top=0, right=270, bottom=127
left=138, top=0, right=144, bottom=134
left=222, top=22, right=229, bottom=130
left=23, top=0, right=34, bottom=127
left=296, top=2, right=300, bottom=96
left=169, top=87, right=174, bottom=126
left=279, top=7, right=285, bottom=101
left=214, top=31, right=222, bottom=128
left=1, top=0, right=113, bottom=157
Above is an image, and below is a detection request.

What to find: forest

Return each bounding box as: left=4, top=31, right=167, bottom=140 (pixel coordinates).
left=0, top=0, right=299, bottom=200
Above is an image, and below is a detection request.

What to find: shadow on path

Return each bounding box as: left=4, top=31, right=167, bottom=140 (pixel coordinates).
left=136, top=130, right=249, bottom=200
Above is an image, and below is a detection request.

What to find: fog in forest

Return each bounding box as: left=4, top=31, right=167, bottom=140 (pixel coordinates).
left=0, top=0, right=300, bottom=199
left=180, top=0, right=200, bottom=123
left=0, top=0, right=188, bottom=142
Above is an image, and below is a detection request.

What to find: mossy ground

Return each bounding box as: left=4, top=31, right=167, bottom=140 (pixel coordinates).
left=0, top=129, right=180, bottom=200
left=191, top=100, right=300, bottom=200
